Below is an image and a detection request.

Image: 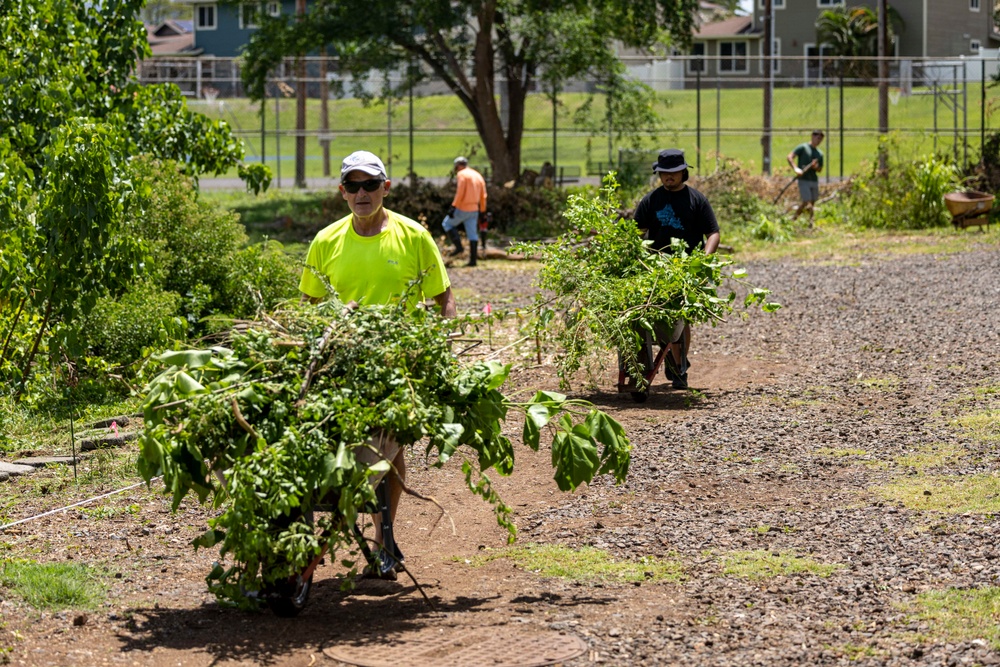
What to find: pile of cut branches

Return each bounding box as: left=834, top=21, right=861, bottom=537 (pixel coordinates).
left=138, top=298, right=630, bottom=607
left=513, top=176, right=781, bottom=389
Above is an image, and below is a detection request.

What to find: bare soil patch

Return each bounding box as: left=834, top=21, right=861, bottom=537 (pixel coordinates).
left=2, top=248, right=1000, bottom=666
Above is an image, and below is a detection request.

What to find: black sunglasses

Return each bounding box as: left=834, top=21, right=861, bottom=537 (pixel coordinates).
left=342, top=178, right=385, bottom=194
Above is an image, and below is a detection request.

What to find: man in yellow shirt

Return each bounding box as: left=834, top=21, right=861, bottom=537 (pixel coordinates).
left=442, top=156, right=488, bottom=267
left=299, top=150, right=456, bottom=579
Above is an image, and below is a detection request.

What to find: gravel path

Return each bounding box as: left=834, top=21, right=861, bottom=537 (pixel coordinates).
left=2, top=249, right=999, bottom=667
left=494, top=249, right=1000, bottom=666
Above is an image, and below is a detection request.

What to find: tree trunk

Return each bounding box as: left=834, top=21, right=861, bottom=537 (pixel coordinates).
left=0, top=296, right=27, bottom=365
left=16, top=298, right=54, bottom=401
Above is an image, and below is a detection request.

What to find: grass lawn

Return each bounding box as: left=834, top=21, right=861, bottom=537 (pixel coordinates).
left=193, top=83, right=991, bottom=182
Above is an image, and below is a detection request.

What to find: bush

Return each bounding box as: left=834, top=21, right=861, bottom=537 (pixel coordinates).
left=842, top=144, right=960, bottom=229
left=689, top=156, right=782, bottom=224
left=382, top=177, right=570, bottom=239
left=77, top=281, right=185, bottom=366
left=128, top=157, right=250, bottom=321
left=220, top=239, right=301, bottom=318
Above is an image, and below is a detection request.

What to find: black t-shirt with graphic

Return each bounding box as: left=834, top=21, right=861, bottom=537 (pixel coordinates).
left=632, top=185, right=719, bottom=253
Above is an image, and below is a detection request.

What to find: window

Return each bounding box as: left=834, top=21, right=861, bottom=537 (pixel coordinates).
left=758, top=0, right=785, bottom=8
left=196, top=4, right=217, bottom=30
left=760, top=38, right=781, bottom=74
left=240, top=3, right=262, bottom=29
left=817, top=0, right=844, bottom=6
left=719, top=41, right=748, bottom=73
left=267, top=1, right=281, bottom=16
left=971, top=39, right=982, bottom=51
left=970, top=0, right=980, bottom=10
left=688, top=42, right=706, bottom=74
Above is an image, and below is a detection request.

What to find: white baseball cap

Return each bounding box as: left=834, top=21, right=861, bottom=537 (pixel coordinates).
left=340, top=150, right=387, bottom=179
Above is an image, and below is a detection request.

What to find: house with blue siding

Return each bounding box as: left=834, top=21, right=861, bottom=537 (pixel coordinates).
left=177, top=0, right=295, bottom=57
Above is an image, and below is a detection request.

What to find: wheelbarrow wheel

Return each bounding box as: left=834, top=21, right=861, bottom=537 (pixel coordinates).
left=265, top=572, right=313, bottom=618
left=261, top=509, right=316, bottom=617
left=629, top=389, right=649, bottom=403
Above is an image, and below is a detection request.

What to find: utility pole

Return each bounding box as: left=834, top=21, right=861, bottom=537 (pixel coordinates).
left=294, top=0, right=307, bottom=188
left=762, top=0, right=773, bottom=175
left=877, top=0, right=889, bottom=174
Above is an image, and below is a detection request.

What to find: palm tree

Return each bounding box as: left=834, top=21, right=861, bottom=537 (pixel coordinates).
left=816, top=4, right=904, bottom=81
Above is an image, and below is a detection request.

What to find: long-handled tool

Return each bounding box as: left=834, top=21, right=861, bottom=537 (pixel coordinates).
left=773, top=162, right=814, bottom=205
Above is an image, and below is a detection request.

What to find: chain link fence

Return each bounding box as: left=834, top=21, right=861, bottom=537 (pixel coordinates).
left=137, top=54, right=1000, bottom=187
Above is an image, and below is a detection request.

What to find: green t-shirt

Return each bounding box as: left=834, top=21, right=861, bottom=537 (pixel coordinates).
left=299, top=209, right=450, bottom=308
left=792, top=142, right=823, bottom=182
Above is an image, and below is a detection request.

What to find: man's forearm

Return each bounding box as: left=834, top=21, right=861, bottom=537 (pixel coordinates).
left=434, top=287, right=457, bottom=318
left=705, top=232, right=720, bottom=254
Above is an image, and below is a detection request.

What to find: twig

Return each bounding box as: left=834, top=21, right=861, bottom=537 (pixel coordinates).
left=483, top=335, right=531, bottom=360
left=231, top=398, right=259, bottom=440
left=297, top=322, right=338, bottom=406
left=397, top=561, right=437, bottom=611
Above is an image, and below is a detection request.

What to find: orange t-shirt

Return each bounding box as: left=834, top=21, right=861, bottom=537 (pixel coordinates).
left=451, top=167, right=487, bottom=213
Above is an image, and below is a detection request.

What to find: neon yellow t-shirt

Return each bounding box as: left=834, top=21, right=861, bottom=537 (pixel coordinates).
left=299, top=209, right=450, bottom=308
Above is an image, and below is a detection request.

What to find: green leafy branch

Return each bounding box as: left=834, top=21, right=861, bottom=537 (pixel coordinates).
left=512, top=175, right=781, bottom=388
left=138, top=297, right=630, bottom=606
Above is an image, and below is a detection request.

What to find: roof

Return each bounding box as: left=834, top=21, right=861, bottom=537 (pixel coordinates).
left=145, top=21, right=201, bottom=57
left=693, top=15, right=759, bottom=40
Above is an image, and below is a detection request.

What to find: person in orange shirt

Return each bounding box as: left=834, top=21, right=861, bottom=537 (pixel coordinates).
left=442, top=156, right=488, bottom=267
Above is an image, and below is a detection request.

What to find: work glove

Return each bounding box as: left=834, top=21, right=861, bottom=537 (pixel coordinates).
left=447, top=206, right=456, bottom=217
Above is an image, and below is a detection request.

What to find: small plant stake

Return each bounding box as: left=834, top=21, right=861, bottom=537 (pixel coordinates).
left=69, top=414, right=77, bottom=484
left=483, top=302, right=493, bottom=349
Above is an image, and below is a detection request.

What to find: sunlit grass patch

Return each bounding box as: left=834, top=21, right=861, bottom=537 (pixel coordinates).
left=901, top=587, right=1000, bottom=650
left=854, top=375, right=902, bottom=392
left=894, top=443, right=965, bottom=471
left=873, top=474, right=1000, bottom=514
left=471, top=543, right=684, bottom=583
left=719, top=550, right=843, bottom=580
left=826, top=643, right=885, bottom=660
left=0, top=559, right=107, bottom=610
left=951, top=410, right=1000, bottom=443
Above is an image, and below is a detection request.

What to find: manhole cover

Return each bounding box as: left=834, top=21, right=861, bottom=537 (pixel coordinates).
left=323, top=626, right=587, bottom=667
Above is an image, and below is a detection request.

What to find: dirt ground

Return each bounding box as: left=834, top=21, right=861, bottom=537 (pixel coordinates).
left=2, top=245, right=1000, bottom=666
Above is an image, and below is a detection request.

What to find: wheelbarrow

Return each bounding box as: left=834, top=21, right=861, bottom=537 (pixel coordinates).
left=944, top=191, right=995, bottom=230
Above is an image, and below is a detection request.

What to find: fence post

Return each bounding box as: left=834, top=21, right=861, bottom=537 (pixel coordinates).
left=695, top=69, right=701, bottom=174
left=982, top=55, right=987, bottom=167
left=963, top=59, right=968, bottom=170
left=825, top=81, right=831, bottom=185
left=839, top=65, right=844, bottom=181
left=387, top=73, right=393, bottom=181
left=551, top=81, right=558, bottom=182
left=275, top=94, right=282, bottom=189
left=716, top=75, right=721, bottom=172
left=409, top=60, right=416, bottom=187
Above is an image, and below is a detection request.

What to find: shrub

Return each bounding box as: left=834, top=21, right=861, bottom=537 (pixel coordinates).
left=77, top=281, right=186, bottom=366
left=220, top=239, right=301, bottom=318
left=128, top=157, right=250, bottom=321
left=841, top=139, right=961, bottom=230
left=382, top=178, right=570, bottom=239
left=689, top=156, right=782, bottom=224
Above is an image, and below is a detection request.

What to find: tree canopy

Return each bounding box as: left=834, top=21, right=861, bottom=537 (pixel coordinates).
left=815, top=4, right=904, bottom=80
left=0, top=0, right=265, bottom=395
left=242, top=0, right=700, bottom=183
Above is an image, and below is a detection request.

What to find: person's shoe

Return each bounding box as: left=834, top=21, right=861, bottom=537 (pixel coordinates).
left=446, top=229, right=464, bottom=256
left=466, top=240, right=478, bottom=267
left=360, top=548, right=399, bottom=581
left=671, top=372, right=688, bottom=390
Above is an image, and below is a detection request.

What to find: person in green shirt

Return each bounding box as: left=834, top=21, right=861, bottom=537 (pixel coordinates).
left=299, top=150, right=456, bottom=579
left=786, top=130, right=825, bottom=225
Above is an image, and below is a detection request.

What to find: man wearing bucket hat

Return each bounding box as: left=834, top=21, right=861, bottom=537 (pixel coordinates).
left=300, top=149, right=457, bottom=579
left=631, top=148, right=720, bottom=389
left=442, top=156, right=488, bottom=267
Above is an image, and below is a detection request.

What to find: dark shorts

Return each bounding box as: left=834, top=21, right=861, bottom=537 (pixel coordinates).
left=798, top=179, right=820, bottom=203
